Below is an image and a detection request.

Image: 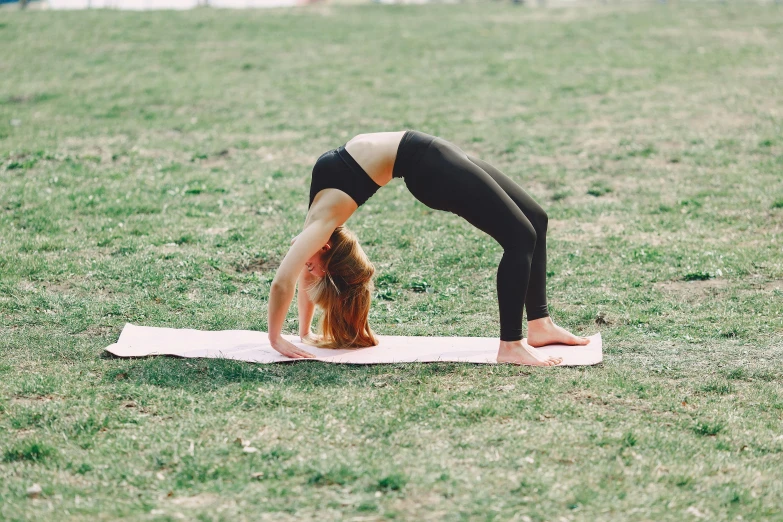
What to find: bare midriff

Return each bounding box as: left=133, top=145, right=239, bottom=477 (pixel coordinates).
left=344, top=131, right=407, bottom=187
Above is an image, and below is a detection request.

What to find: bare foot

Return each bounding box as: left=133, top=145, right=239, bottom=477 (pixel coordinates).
left=497, top=340, right=563, bottom=366
left=526, top=317, right=590, bottom=348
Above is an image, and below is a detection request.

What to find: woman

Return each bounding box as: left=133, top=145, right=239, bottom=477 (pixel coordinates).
left=268, top=131, right=589, bottom=366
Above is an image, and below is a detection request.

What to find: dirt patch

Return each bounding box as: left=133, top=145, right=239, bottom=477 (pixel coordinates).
left=649, top=27, right=683, bottom=39
left=11, top=395, right=60, bottom=406
left=390, top=491, right=447, bottom=518
left=204, top=227, right=230, bottom=236
left=654, top=278, right=730, bottom=301
left=525, top=155, right=560, bottom=167
left=236, top=256, right=281, bottom=273
left=710, top=28, right=770, bottom=46
left=749, top=279, right=783, bottom=293
left=156, top=244, right=181, bottom=255
left=129, top=146, right=188, bottom=164
left=61, top=135, right=131, bottom=162
left=92, top=287, right=115, bottom=301
left=41, top=281, right=77, bottom=294
left=742, top=66, right=780, bottom=79
left=198, top=148, right=232, bottom=168
left=569, top=389, right=683, bottom=418
left=76, top=325, right=116, bottom=338
left=168, top=493, right=220, bottom=508
left=612, top=68, right=653, bottom=78
left=549, top=213, right=625, bottom=242
left=570, top=390, right=611, bottom=405
left=624, top=230, right=677, bottom=247
left=17, top=280, right=37, bottom=292
left=525, top=154, right=587, bottom=173
left=678, top=107, right=756, bottom=133
left=583, top=117, right=619, bottom=132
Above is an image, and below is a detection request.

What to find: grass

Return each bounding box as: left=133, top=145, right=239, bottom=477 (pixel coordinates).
left=1, top=1, right=783, bottom=520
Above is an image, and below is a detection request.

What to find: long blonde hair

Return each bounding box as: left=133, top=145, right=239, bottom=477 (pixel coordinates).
left=304, top=226, right=379, bottom=348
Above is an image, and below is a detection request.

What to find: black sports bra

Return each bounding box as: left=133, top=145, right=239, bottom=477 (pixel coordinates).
left=308, top=145, right=381, bottom=209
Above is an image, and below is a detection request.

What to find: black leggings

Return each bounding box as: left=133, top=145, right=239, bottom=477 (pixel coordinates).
left=393, top=131, right=549, bottom=341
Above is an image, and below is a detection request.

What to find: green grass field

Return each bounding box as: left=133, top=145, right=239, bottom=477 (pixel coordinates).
left=1, top=2, right=782, bottom=520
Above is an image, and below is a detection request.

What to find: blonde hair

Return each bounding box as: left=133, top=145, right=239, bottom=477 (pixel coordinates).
left=304, top=226, right=379, bottom=349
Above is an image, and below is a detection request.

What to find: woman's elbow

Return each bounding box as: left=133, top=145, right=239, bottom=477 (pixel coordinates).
left=270, top=278, right=294, bottom=296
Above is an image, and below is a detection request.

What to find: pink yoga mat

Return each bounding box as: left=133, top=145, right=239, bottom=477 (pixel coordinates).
left=104, top=324, right=602, bottom=366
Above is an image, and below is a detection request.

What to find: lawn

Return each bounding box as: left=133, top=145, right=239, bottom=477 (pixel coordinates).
left=0, top=2, right=782, bottom=520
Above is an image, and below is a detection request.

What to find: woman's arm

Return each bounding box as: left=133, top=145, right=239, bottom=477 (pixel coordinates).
left=297, top=267, right=318, bottom=338
left=267, top=218, right=336, bottom=358
left=289, top=234, right=319, bottom=339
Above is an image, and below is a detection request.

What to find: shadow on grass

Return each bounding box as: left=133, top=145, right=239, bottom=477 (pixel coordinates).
left=100, top=352, right=521, bottom=392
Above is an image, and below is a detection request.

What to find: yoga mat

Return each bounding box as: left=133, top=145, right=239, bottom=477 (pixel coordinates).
left=104, top=323, right=602, bottom=366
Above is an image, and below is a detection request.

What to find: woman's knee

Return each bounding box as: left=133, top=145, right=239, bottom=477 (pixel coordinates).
left=503, top=218, right=537, bottom=248
left=529, top=206, right=548, bottom=235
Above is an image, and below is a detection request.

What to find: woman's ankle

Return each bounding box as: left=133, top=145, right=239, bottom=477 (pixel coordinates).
left=527, top=316, right=553, bottom=330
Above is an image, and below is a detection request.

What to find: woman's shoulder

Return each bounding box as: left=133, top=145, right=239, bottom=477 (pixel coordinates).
left=307, top=191, right=357, bottom=226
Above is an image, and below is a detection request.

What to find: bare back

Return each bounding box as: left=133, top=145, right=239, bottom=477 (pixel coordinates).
left=307, top=131, right=406, bottom=221
left=344, top=131, right=407, bottom=187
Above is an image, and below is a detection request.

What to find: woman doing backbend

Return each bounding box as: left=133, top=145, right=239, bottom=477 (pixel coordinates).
left=267, top=131, right=589, bottom=366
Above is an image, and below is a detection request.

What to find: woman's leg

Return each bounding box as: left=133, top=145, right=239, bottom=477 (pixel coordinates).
left=466, top=156, right=549, bottom=321
left=467, top=156, right=589, bottom=348
left=408, top=139, right=560, bottom=363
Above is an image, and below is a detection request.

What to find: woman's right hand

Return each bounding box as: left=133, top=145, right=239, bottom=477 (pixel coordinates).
left=300, top=331, right=324, bottom=344
left=269, top=335, right=316, bottom=359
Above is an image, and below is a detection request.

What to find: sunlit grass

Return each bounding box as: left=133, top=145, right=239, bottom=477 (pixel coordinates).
left=1, top=2, right=782, bottom=520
